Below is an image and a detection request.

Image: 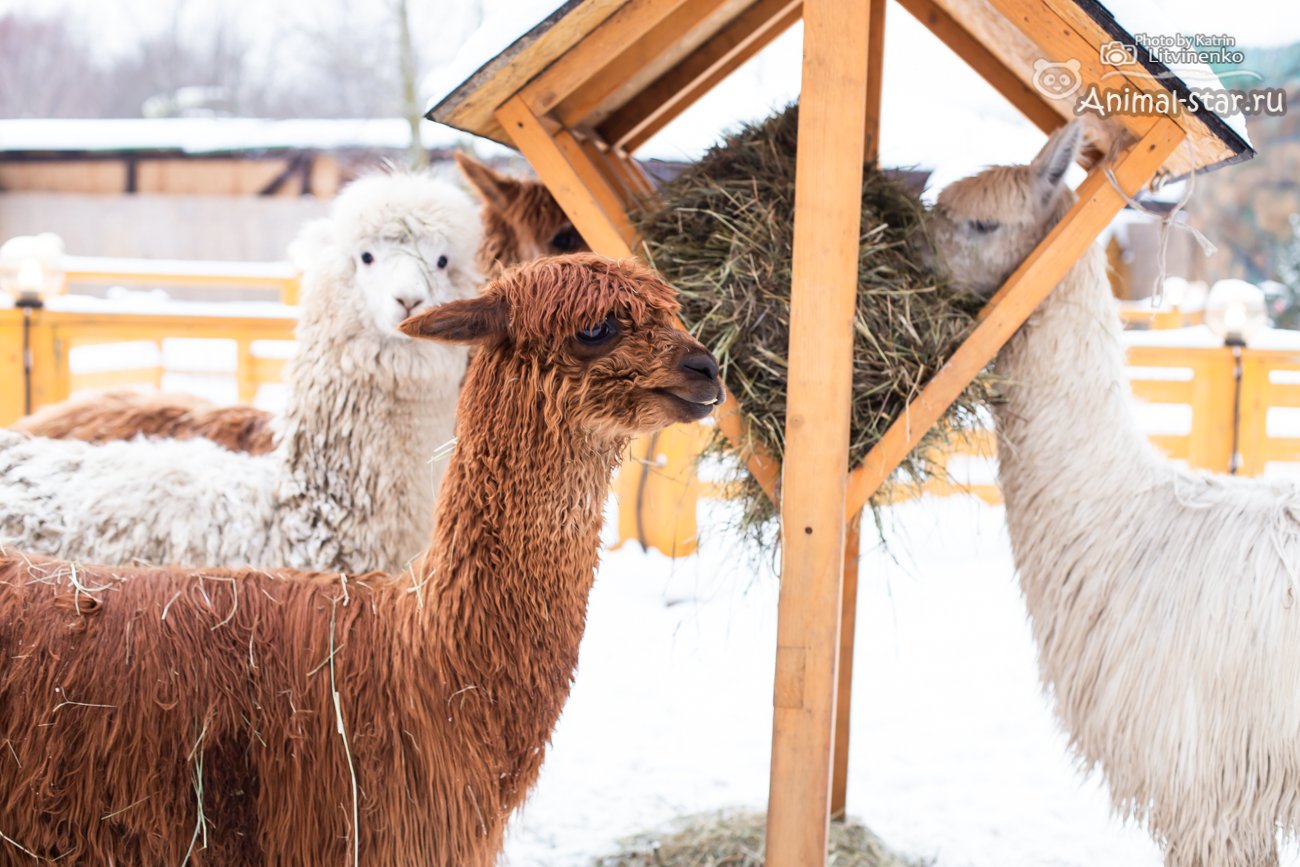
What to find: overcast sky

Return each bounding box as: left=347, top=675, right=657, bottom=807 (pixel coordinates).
left=5, top=0, right=1296, bottom=55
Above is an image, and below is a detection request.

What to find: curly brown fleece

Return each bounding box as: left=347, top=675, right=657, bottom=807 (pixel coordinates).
left=0, top=254, right=719, bottom=866
left=12, top=154, right=585, bottom=455
left=13, top=390, right=276, bottom=453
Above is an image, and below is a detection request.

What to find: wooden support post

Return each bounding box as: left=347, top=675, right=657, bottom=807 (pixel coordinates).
left=831, top=0, right=884, bottom=822
left=844, top=119, right=1186, bottom=515
left=236, top=339, right=258, bottom=404
left=0, top=313, right=24, bottom=426
left=1186, top=349, right=1237, bottom=472
left=26, top=316, right=68, bottom=413
left=496, top=96, right=636, bottom=259
left=864, top=0, right=885, bottom=163
left=829, top=507, right=862, bottom=820
left=1236, top=350, right=1269, bottom=476
left=766, top=0, right=870, bottom=863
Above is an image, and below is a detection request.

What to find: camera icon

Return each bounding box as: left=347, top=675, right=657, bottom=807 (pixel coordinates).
left=1032, top=58, right=1083, bottom=100
left=1100, top=41, right=1138, bottom=66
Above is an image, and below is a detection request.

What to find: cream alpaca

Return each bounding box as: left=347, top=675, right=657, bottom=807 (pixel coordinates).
left=933, top=121, right=1300, bottom=867
left=0, top=172, right=481, bottom=573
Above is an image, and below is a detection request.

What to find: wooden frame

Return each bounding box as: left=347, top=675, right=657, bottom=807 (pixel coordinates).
left=432, top=0, right=1249, bottom=863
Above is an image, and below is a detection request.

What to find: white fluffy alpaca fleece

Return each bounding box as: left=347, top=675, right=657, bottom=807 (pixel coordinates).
left=934, top=122, right=1300, bottom=867
left=0, top=171, right=481, bottom=574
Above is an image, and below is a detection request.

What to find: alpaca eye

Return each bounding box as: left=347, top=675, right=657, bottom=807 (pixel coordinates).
left=360, top=251, right=374, bottom=265
left=575, top=315, right=618, bottom=346
left=436, top=255, right=449, bottom=269
left=969, top=219, right=1000, bottom=234
left=550, top=227, right=582, bottom=253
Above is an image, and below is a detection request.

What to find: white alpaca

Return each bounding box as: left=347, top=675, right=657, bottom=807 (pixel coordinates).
left=0, top=171, right=482, bottom=574
left=932, top=121, right=1300, bottom=867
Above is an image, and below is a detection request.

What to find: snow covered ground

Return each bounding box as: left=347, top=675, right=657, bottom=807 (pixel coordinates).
left=502, top=494, right=1300, bottom=867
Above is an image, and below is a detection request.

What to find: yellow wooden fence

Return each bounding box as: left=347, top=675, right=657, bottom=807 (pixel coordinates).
left=613, top=341, right=1300, bottom=553
left=6, top=261, right=1299, bottom=560
left=0, top=259, right=299, bottom=425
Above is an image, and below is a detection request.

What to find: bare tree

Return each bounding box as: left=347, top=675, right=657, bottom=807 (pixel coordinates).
left=396, top=0, right=425, bottom=168
left=0, top=13, right=102, bottom=118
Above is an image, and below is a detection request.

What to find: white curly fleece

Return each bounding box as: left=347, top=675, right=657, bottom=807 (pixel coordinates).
left=0, top=171, right=481, bottom=573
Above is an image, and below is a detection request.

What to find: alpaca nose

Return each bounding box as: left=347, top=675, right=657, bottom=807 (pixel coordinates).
left=679, top=351, right=719, bottom=383
left=396, top=297, right=423, bottom=316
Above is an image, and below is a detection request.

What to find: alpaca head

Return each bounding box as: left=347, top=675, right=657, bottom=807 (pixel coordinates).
left=401, top=253, right=723, bottom=439
left=291, top=171, right=483, bottom=337
left=930, top=121, right=1084, bottom=296
left=455, top=153, right=589, bottom=272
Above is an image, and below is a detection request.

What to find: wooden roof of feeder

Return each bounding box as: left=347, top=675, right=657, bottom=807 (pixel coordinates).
left=429, top=0, right=1251, bottom=179
left=427, top=4, right=1253, bottom=867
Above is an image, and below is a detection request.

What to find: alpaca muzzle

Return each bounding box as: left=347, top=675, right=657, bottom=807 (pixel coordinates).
left=658, top=349, right=725, bottom=418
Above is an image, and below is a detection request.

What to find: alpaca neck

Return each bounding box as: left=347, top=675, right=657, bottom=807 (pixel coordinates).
left=275, top=302, right=467, bottom=573
left=423, top=356, right=623, bottom=807
left=993, top=242, right=1162, bottom=501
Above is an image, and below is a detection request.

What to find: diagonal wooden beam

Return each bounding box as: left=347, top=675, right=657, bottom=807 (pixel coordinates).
left=520, top=0, right=696, bottom=117
left=893, top=0, right=1063, bottom=134
left=574, top=133, right=642, bottom=204
left=497, top=96, right=637, bottom=258
left=984, top=0, right=1159, bottom=144
left=611, top=146, right=657, bottom=198
left=600, top=0, right=802, bottom=152
left=549, top=0, right=746, bottom=129
left=843, top=117, right=1186, bottom=516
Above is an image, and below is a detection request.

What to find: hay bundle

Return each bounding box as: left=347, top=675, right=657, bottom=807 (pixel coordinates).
left=635, top=103, right=993, bottom=534
left=592, top=810, right=929, bottom=867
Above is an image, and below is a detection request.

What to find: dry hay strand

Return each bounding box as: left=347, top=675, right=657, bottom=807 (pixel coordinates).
left=592, top=810, right=931, bottom=867
left=635, top=102, right=995, bottom=539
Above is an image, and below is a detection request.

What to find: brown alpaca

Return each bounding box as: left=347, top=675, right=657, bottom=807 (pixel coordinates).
left=455, top=151, right=590, bottom=275
left=13, top=154, right=585, bottom=455
left=12, top=389, right=276, bottom=453
left=0, top=254, right=721, bottom=866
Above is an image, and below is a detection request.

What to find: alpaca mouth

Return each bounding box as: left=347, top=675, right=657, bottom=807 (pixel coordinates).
left=655, top=386, right=725, bottom=419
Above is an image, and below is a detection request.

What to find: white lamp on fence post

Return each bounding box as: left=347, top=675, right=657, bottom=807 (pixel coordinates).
left=1206, top=279, right=1267, bottom=348
left=0, top=233, right=66, bottom=415
left=1206, top=279, right=1268, bottom=474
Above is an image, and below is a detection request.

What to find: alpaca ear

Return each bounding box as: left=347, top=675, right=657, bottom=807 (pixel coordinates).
left=455, top=152, right=518, bottom=212
left=400, top=295, right=509, bottom=344
left=1032, top=121, right=1084, bottom=190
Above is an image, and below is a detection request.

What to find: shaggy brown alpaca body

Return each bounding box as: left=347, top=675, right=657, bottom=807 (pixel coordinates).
left=12, top=389, right=275, bottom=453
left=12, top=154, right=585, bottom=454
left=0, top=254, right=721, bottom=866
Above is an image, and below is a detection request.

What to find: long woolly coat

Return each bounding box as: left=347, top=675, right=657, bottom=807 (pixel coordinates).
left=0, top=254, right=710, bottom=866
left=0, top=175, right=480, bottom=574
left=997, top=237, right=1300, bottom=867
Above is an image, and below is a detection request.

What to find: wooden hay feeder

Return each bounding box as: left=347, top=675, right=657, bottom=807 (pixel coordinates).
left=429, top=1, right=1251, bottom=864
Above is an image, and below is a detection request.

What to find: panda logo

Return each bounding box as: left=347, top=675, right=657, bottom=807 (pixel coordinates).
left=1032, top=58, right=1083, bottom=100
